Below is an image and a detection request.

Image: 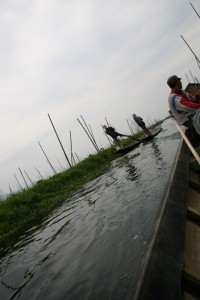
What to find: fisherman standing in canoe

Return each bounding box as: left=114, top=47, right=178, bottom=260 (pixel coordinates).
left=102, top=125, right=131, bottom=149
left=132, top=114, right=151, bottom=136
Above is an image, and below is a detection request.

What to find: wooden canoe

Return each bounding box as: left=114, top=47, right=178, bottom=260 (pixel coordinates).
left=115, top=126, right=162, bottom=155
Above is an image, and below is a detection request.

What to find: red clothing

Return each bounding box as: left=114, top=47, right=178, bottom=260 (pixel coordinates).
left=171, top=90, right=200, bottom=109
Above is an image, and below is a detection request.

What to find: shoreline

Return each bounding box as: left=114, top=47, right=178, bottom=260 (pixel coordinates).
left=0, top=121, right=163, bottom=257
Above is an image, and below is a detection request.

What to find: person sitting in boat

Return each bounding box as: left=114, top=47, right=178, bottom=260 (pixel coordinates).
left=132, top=114, right=151, bottom=136
left=167, top=75, right=200, bottom=134
left=102, top=125, right=131, bottom=149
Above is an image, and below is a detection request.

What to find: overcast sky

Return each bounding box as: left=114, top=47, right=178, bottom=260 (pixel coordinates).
left=1, top=0, right=200, bottom=194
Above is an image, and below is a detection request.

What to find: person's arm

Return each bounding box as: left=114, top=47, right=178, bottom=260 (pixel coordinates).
left=183, top=90, right=200, bottom=103
left=180, top=97, right=200, bottom=109
left=117, top=132, right=131, bottom=137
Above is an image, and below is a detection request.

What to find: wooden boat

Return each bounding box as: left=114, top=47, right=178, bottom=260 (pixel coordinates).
left=115, top=140, right=141, bottom=155
left=181, top=147, right=200, bottom=298
left=140, top=126, right=162, bottom=143
left=133, top=123, right=200, bottom=299
left=115, top=126, right=162, bottom=155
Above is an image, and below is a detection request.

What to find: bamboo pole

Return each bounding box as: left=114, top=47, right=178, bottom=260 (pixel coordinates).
left=14, top=173, right=23, bottom=190
left=77, top=118, right=99, bottom=152
left=181, top=35, right=200, bottom=69
left=88, top=124, right=99, bottom=151
left=185, top=73, right=190, bottom=84
left=24, top=170, right=34, bottom=185
left=72, top=153, right=76, bottom=165
left=38, top=141, right=57, bottom=175
left=9, top=184, right=13, bottom=194
left=57, top=159, right=65, bottom=172
left=81, top=115, right=99, bottom=151
left=105, top=117, right=109, bottom=127
left=48, top=113, right=72, bottom=168
left=174, top=120, right=200, bottom=165
left=190, top=2, right=200, bottom=19
left=75, top=152, right=81, bottom=163
left=126, top=119, right=134, bottom=135
left=147, top=114, right=154, bottom=125
left=34, top=167, right=44, bottom=180
left=69, top=131, right=73, bottom=167
left=19, top=167, right=29, bottom=189
left=128, top=118, right=135, bottom=133
left=189, top=70, right=199, bottom=92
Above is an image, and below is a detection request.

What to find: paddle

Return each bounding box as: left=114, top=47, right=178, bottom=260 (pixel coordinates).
left=173, top=119, right=200, bottom=165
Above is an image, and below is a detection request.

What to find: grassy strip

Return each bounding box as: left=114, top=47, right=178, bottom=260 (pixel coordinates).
left=0, top=121, right=163, bottom=255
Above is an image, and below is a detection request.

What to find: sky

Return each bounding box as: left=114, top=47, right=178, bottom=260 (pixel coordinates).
left=1, top=0, right=200, bottom=194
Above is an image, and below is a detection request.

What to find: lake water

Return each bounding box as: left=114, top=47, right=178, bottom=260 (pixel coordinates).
left=0, top=119, right=182, bottom=300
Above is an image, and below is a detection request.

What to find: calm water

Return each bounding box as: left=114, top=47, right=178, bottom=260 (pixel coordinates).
left=0, top=119, right=181, bottom=300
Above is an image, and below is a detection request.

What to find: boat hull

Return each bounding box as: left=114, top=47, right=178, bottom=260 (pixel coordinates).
left=115, top=126, right=162, bottom=155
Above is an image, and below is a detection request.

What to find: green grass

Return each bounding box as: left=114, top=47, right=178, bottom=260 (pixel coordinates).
left=0, top=120, right=163, bottom=255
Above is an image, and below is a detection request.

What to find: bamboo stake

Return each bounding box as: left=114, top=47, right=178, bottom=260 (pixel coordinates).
left=128, top=118, right=135, bottom=133
left=185, top=73, right=190, bottom=84
left=174, top=120, right=200, bottom=165
left=38, top=141, right=57, bottom=175
left=57, top=159, right=65, bottom=172
left=48, top=113, right=72, bottom=168
left=105, top=117, right=109, bottom=127
left=75, top=152, right=81, bottom=163
left=146, top=115, right=151, bottom=127
left=16, top=184, right=21, bottom=192
left=88, top=124, right=99, bottom=151
left=19, top=167, right=29, bottom=189
left=81, top=115, right=99, bottom=151
left=189, top=70, right=199, bottom=91
left=181, top=35, right=200, bottom=69
left=24, top=170, right=34, bottom=185
left=77, top=118, right=99, bottom=152
left=69, top=131, right=73, bottom=167
left=14, top=173, right=23, bottom=190
left=190, top=2, right=200, bottom=19
left=9, top=184, right=13, bottom=194
left=126, top=119, right=134, bottom=135
left=147, top=114, right=154, bottom=125
left=34, top=167, right=44, bottom=180
left=71, top=153, right=76, bottom=165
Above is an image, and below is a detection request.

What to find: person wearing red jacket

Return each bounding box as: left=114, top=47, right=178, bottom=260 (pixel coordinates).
left=167, top=75, right=200, bottom=135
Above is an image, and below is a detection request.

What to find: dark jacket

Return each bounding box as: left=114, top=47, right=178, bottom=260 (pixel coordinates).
left=105, top=127, right=120, bottom=139
left=133, top=116, right=145, bottom=127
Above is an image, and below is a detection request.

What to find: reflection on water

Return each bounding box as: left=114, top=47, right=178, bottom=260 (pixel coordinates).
left=150, top=140, right=167, bottom=169
left=0, top=119, right=182, bottom=300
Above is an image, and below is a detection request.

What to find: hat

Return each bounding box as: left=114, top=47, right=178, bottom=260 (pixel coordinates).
left=167, top=75, right=181, bottom=88
left=102, top=125, right=107, bottom=129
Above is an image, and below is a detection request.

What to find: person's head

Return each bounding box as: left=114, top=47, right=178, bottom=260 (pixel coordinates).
left=167, top=75, right=182, bottom=90
left=102, top=125, right=107, bottom=129
left=133, top=114, right=136, bottom=118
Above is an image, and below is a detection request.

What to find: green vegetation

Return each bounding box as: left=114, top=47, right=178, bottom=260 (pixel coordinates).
left=0, top=120, right=163, bottom=255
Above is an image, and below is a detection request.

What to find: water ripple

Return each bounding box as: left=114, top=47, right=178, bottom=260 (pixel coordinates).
left=0, top=120, right=181, bottom=300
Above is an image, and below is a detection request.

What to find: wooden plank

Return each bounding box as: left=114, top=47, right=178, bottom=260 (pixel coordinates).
left=187, top=187, right=200, bottom=221
left=183, top=220, right=200, bottom=286
left=173, top=121, right=200, bottom=166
